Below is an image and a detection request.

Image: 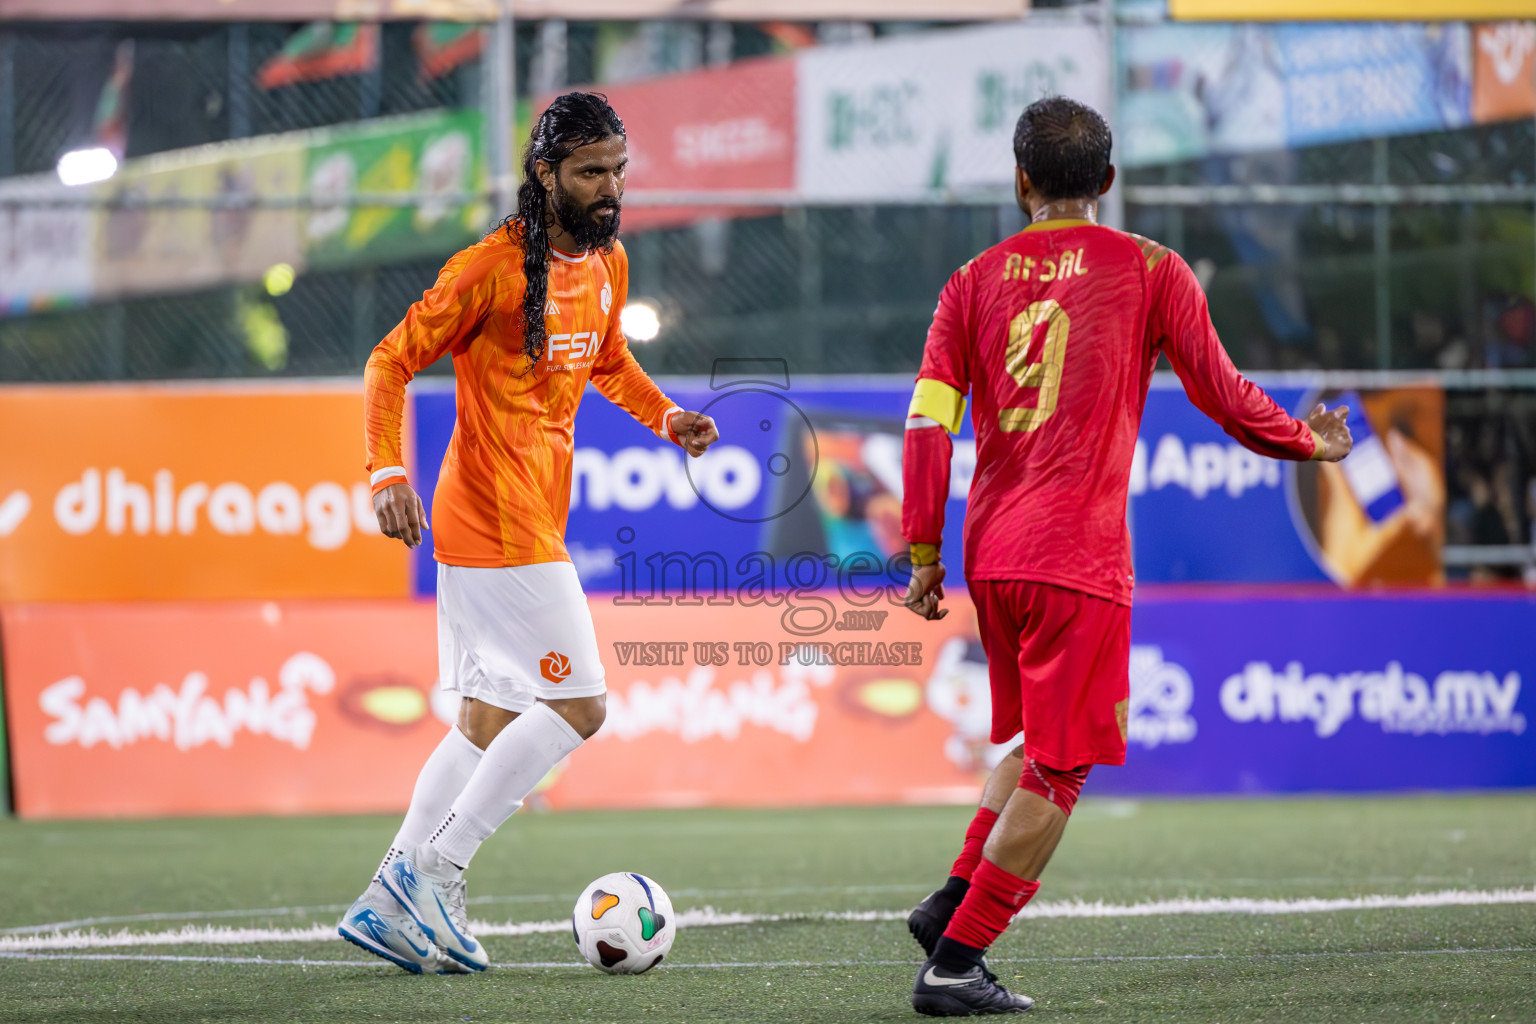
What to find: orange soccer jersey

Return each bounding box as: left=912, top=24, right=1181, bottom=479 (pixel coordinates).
left=363, top=228, right=680, bottom=568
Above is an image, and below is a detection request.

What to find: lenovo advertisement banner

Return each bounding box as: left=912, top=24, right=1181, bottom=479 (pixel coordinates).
left=410, top=376, right=946, bottom=597
left=0, top=383, right=409, bottom=602
left=4, top=590, right=1530, bottom=818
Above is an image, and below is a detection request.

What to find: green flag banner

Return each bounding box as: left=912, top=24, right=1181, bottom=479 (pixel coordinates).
left=303, top=109, right=488, bottom=270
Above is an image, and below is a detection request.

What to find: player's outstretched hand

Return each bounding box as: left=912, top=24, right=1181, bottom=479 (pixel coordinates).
left=374, top=481, right=427, bottom=548
left=1306, top=403, right=1353, bottom=463
left=670, top=411, right=720, bottom=458
left=905, top=562, right=948, bottom=621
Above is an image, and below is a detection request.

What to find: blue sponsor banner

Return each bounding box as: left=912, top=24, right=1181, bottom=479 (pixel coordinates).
left=1275, top=23, right=1471, bottom=148
left=1109, top=590, right=1536, bottom=793
left=410, top=376, right=971, bottom=597
left=410, top=376, right=1334, bottom=594
left=1130, top=384, right=1327, bottom=584
left=1117, top=22, right=1472, bottom=167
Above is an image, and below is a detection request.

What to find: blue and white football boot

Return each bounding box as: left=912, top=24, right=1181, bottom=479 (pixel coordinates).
left=379, top=849, right=489, bottom=972
left=337, top=881, right=466, bottom=975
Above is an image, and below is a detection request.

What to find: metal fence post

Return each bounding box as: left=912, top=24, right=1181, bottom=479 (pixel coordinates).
left=1373, top=136, right=1391, bottom=370
left=486, top=2, right=517, bottom=223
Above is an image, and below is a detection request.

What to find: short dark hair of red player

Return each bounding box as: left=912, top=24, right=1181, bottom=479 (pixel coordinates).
left=1012, top=96, right=1113, bottom=202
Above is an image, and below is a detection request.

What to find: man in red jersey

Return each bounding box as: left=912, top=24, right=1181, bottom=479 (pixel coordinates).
left=901, top=97, right=1353, bottom=1016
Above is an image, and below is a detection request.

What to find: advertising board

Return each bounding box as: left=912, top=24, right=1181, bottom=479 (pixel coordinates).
left=409, top=374, right=1441, bottom=595
left=796, top=22, right=1109, bottom=200
left=0, top=383, right=409, bottom=602
left=4, top=589, right=1529, bottom=818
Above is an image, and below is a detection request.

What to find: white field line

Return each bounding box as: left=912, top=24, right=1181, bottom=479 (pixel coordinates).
left=2, top=886, right=1533, bottom=954
left=5, top=875, right=1516, bottom=938
left=2, top=946, right=1533, bottom=971
left=0, top=883, right=932, bottom=937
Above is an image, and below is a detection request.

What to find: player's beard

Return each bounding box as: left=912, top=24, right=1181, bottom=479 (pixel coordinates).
left=550, top=180, right=621, bottom=252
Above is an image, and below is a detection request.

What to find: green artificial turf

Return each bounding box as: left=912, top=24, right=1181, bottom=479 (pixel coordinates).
left=0, top=794, right=1533, bottom=1023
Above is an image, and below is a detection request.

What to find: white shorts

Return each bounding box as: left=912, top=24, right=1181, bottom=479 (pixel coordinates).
left=436, top=561, right=606, bottom=713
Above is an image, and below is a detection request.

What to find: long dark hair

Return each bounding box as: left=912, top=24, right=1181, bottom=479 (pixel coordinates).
left=500, top=92, right=626, bottom=365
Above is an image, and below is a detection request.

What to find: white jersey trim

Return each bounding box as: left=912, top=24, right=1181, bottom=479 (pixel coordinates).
left=656, top=405, right=683, bottom=443
left=371, top=466, right=408, bottom=486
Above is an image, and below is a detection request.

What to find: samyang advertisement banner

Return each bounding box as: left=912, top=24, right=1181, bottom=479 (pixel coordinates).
left=2, top=589, right=1529, bottom=819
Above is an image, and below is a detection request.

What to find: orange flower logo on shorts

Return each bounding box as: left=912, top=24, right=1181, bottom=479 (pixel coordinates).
left=540, top=651, right=572, bottom=684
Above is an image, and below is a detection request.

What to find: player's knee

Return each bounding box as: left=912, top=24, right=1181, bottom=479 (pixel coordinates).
left=546, top=693, right=606, bottom=740
left=457, top=696, right=516, bottom=750
left=1017, top=758, right=1092, bottom=817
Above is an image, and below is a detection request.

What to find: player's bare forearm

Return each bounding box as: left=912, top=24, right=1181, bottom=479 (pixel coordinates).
left=374, top=482, right=427, bottom=549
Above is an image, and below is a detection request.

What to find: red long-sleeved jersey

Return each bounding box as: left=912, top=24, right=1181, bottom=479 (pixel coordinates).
left=901, top=219, right=1315, bottom=606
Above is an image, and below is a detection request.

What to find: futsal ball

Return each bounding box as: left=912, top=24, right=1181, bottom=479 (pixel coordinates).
left=572, top=872, right=676, bottom=974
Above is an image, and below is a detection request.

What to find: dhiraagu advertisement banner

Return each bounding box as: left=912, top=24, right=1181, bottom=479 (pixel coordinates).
left=303, top=110, right=488, bottom=270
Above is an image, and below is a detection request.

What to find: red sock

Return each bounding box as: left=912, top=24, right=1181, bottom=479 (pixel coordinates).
left=949, top=807, right=999, bottom=882
left=941, top=857, right=1040, bottom=951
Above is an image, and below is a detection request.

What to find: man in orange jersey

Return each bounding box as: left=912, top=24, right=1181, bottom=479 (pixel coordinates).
left=337, top=93, right=719, bottom=975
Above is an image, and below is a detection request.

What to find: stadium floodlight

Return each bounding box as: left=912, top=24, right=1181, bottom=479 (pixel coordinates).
left=56, top=147, right=119, bottom=187
left=621, top=301, right=662, bottom=343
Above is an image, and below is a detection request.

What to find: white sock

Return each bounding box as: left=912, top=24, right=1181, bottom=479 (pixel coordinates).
left=376, top=725, right=484, bottom=880
left=427, top=702, right=584, bottom=870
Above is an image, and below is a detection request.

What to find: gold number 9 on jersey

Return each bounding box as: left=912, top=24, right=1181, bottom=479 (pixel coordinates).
left=999, top=299, right=1070, bottom=433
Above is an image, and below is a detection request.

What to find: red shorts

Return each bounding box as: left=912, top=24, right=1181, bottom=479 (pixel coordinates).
left=969, top=579, right=1131, bottom=770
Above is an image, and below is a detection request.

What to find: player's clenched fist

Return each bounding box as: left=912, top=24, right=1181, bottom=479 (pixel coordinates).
left=374, top=481, right=427, bottom=548
left=905, top=562, right=949, bottom=621
left=669, top=410, right=720, bottom=458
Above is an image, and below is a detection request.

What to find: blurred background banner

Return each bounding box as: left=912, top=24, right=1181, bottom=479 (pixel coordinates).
left=303, top=110, right=486, bottom=269
left=0, top=0, right=503, bottom=18
left=95, top=140, right=306, bottom=302
left=795, top=22, right=1108, bottom=201
left=0, top=0, right=1032, bottom=17
left=1473, top=21, right=1536, bottom=122
left=0, top=112, right=486, bottom=313
left=4, top=590, right=1529, bottom=819
left=1119, top=21, right=1474, bottom=167
left=0, top=383, right=409, bottom=602
left=0, top=175, right=94, bottom=314
left=540, top=53, right=796, bottom=230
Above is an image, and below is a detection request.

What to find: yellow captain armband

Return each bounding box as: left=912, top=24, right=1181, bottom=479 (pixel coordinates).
left=909, top=543, right=940, bottom=566
left=908, top=378, right=967, bottom=435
